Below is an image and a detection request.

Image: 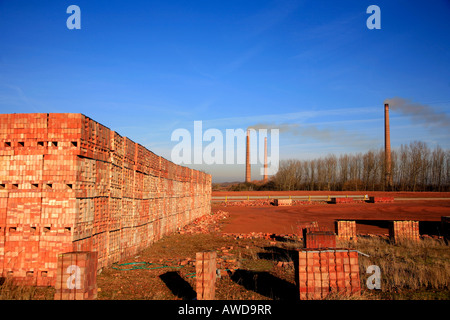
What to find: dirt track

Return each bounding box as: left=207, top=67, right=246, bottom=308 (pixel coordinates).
left=213, top=191, right=450, bottom=235
left=213, top=190, right=450, bottom=198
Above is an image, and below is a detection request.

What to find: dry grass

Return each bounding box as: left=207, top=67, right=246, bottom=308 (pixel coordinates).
left=0, top=277, right=54, bottom=300
left=338, top=237, right=450, bottom=299
left=1, top=233, right=448, bottom=300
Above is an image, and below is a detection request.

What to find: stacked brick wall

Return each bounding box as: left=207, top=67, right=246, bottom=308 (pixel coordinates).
left=0, top=113, right=211, bottom=286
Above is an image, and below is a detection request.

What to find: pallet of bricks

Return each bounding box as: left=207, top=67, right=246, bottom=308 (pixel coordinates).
left=0, top=113, right=212, bottom=287
left=330, top=197, right=353, bottom=204
left=335, top=220, right=357, bottom=242
left=297, top=248, right=361, bottom=300
left=389, top=220, right=419, bottom=243
left=302, top=225, right=337, bottom=249
left=368, top=196, right=394, bottom=203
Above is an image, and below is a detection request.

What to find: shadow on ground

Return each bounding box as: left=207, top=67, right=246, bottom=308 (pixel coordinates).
left=230, top=269, right=298, bottom=300
left=159, top=271, right=196, bottom=300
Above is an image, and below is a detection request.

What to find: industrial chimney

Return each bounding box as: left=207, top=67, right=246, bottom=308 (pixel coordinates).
left=246, top=129, right=251, bottom=183
left=263, top=137, right=268, bottom=182
left=384, top=103, right=393, bottom=190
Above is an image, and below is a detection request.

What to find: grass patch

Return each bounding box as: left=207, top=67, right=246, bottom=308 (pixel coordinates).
left=1, top=231, right=448, bottom=300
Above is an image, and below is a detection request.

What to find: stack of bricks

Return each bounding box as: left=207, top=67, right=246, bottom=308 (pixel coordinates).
left=389, top=220, right=420, bottom=243
left=296, top=221, right=319, bottom=239
left=0, top=113, right=212, bottom=286
left=54, top=251, right=98, bottom=300
left=368, top=196, right=394, bottom=203
left=331, top=197, right=353, bottom=204
left=274, top=199, right=292, bottom=206
left=303, top=231, right=337, bottom=249
left=335, top=220, right=357, bottom=242
left=297, top=249, right=360, bottom=300
left=195, top=251, right=217, bottom=300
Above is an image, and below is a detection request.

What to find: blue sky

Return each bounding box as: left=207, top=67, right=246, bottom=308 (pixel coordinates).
left=1, top=0, right=449, bottom=182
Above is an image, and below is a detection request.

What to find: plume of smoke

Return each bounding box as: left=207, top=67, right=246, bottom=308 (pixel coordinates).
left=248, top=123, right=377, bottom=148
left=384, top=97, right=450, bottom=131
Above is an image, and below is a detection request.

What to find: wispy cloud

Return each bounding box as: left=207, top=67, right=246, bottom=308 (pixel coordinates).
left=249, top=122, right=378, bottom=149
left=0, top=83, right=39, bottom=112
left=239, top=0, right=304, bottom=38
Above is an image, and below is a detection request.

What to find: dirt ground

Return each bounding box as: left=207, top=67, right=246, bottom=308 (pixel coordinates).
left=213, top=190, right=450, bottom=198
left=213, top=191, right=450, bottom=235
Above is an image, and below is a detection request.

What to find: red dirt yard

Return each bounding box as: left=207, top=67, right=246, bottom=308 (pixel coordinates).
left=213, top=191, right=450, bottom=235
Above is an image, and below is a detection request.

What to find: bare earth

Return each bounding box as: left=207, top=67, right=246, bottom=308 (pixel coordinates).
left=213, top=191, right=450, bottom=235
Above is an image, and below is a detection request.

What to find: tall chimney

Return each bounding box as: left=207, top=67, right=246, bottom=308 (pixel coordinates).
left=263, top=137, right=268, bottom=182
left=384, top=103, right=393, bottom=190
left=246, top=129, right=251, bottom=183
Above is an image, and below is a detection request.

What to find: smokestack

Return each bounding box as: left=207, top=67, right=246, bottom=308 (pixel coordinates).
left=246, top=129, right=251, bottom=183
left=384, top=103, right=393, bottom=190
left=263, top=137, right=268, bottom=182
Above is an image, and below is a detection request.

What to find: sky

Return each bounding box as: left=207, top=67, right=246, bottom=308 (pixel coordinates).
left=1, top=0, right=449, bottom=182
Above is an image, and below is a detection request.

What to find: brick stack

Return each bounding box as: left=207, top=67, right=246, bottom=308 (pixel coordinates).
left=274, top=199, right=292, bottom=206
left=335, top=220, right=357, bottom=242
left=331, top=197, right=353, bottom=204
left=389, top=220, right=420, bottom=243
left=0, top=113, right=212, bottom=286
left=297, top=249, right=360, bottom=300
left=196, top=251, right=217, bottom=300
left=54, top=251, right=98, bottom=300
left=368, top=196, right=394, bottom=203
left=303, top=231, right=337, bottom=249
left=442, top=216, right=450, bottom=245
left=296, top=221, right=319, bottom=239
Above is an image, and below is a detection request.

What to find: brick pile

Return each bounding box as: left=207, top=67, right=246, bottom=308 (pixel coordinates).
left=0, top=113, right=211, bottom=286
left=335, top=220, right=357, bottom=241
left=296, top=221, right=319, bottom=239
left=177, top=210, right=229, bottom=234
left=274, top=199, right=292, bottom=206
left=368, top=196, right=394, bottom=203
left=303, top=231, right=337, bottom=249
left=389, top=220, right=420, bottom=243
left=54, top=251, right=98, bottom=300
left=297, top=249, right=360, bottom=300
left=330, top=197, right=353, bottom=204
left=196, top=251, right=217, bottom=300
left=221, top=199, right=272, bottom=206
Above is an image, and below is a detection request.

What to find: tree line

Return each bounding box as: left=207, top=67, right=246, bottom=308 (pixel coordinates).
left=271, top=141, right=450, bottom=192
